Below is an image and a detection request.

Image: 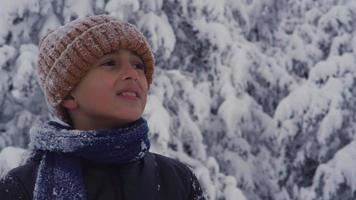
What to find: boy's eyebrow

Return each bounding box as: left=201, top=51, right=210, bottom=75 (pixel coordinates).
left=100, top=53, right=116, bottom=59
left=130, top=54, right=144, bottom=62
left=123, top=51, right=143, bottom=62
left=99, top=50, right=144, bottom=62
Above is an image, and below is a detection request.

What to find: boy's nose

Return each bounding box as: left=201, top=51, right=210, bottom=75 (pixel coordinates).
left=120, top=63, right=139, bottom=81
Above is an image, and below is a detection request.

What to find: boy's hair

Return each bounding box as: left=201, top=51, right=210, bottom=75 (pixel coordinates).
left=37, top=15, right=154, bottom=124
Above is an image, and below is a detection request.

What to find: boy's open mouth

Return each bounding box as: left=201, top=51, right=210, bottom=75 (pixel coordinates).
left=116, top=91, right=140, bottom=100
left=116, top=82, right=141, bottom=100
left=119, top=91, right=137, bottom=97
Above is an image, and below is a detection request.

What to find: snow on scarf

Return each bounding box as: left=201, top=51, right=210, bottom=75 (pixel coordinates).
left=28, top=118, right=150, bottom=200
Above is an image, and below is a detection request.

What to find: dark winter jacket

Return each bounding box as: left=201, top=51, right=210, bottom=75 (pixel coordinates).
left=0, top=152, right=205, bottom=200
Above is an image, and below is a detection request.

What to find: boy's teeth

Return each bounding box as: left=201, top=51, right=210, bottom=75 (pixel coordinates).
left=120, top=92, right=137, bottom=97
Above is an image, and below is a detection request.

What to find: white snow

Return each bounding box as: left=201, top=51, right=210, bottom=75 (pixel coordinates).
left=0, top=147, right=28, bottom=179
left=137, top=12, right=176, bottom=59
left=105, top=0, right=139, bottom=20
left=11, top=44, right=38, bottom=100
left=144, top=94, right=171, bottom=154
left=307, top=141, right=356, bottom=200
left=62, top=0, right=94, bottom=22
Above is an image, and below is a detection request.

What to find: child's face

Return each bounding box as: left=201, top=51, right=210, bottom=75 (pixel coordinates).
left=68, top=49, right=149, bottom=130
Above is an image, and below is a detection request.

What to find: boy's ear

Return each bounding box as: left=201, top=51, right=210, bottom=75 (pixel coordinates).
left=61, top=95, right=78, bottom=110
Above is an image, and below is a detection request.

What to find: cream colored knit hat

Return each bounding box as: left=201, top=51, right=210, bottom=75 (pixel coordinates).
left=37, top=15, right=154, bottom=123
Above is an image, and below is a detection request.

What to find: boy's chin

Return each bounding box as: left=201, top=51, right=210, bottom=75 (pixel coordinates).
left=118, top=117, right=141, bottom=124
left=111, top=115, right=142, bottom=126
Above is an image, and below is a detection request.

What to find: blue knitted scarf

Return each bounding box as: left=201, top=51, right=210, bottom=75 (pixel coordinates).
left=28, top=118, right=150, bottom=200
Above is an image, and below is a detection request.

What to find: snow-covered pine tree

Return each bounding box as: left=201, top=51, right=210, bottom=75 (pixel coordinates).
left=274, top=0, right=356, bottom=199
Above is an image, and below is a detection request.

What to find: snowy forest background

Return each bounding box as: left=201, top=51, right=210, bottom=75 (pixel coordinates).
left=1, top=0, right=356, bottom=199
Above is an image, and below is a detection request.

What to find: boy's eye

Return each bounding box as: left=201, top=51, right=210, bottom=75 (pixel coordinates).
left=101, top=60, right=116, bottom=67
left=133, top=63, right=146, bottom=71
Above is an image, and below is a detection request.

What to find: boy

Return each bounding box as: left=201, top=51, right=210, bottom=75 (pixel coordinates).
left=0, top=15, right=205, bottom=200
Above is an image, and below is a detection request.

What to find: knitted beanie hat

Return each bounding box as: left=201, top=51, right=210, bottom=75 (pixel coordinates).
left=37, top=15, right=154, bottom=124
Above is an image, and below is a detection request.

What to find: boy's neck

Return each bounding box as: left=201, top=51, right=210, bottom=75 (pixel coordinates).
left=70, top=113, right=136, bottom=131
